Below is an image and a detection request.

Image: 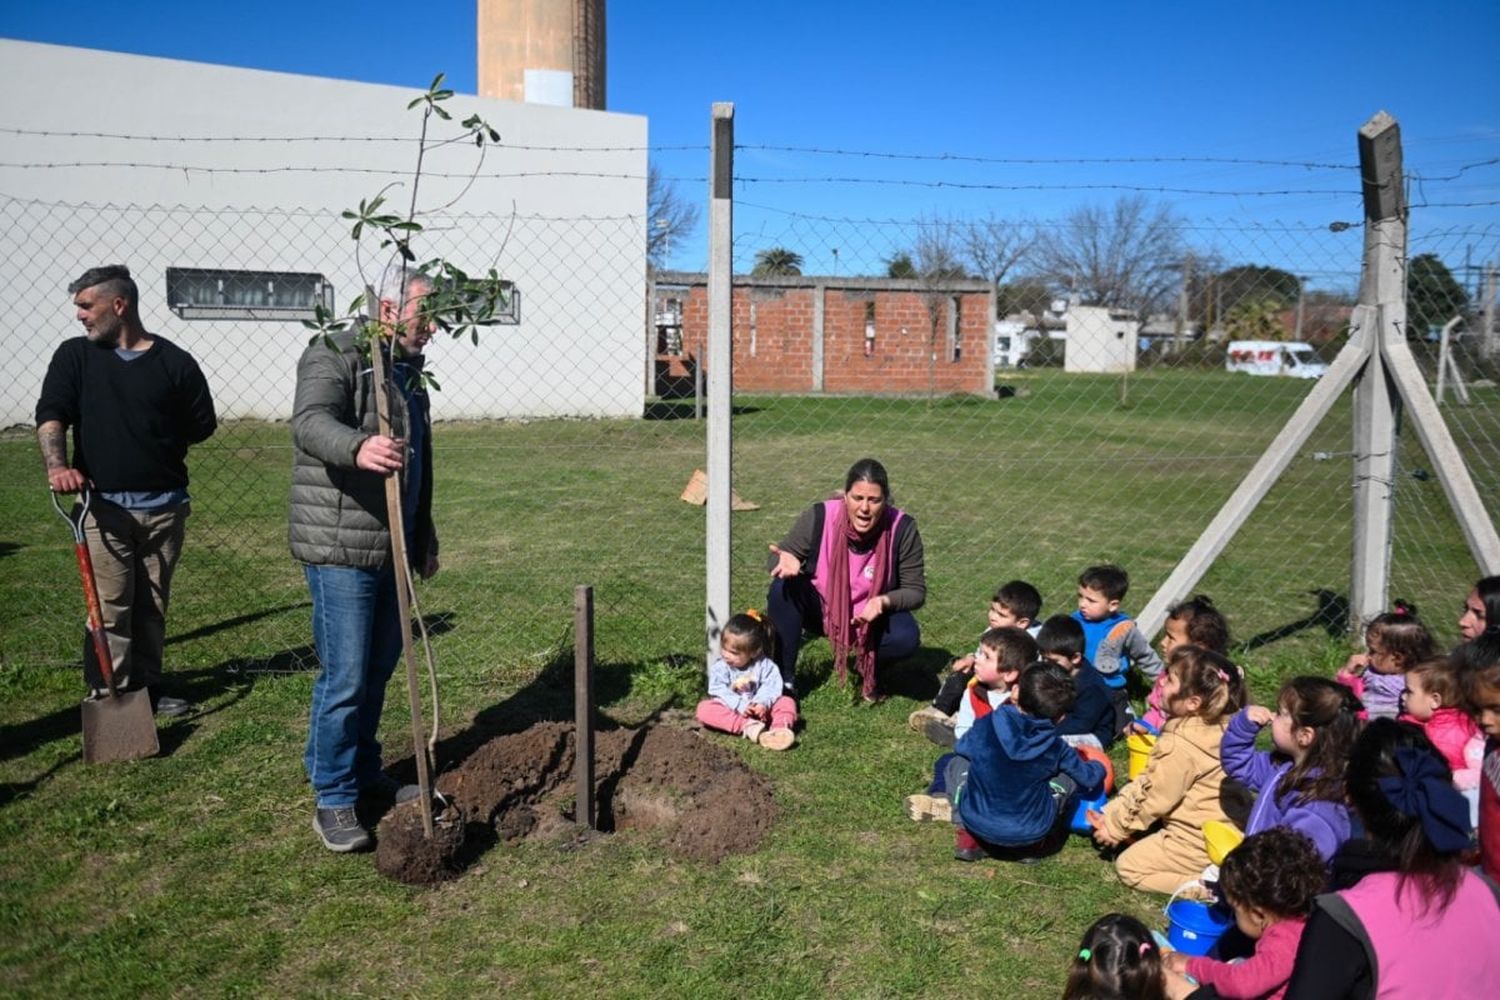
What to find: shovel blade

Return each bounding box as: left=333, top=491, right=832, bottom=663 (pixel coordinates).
left=82, top=689, right=160, bottom=764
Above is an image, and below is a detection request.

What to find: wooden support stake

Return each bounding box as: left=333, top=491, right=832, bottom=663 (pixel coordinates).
left=574, top=584, right=596, bottom=829
left=364, top=284, right=435, bottom=839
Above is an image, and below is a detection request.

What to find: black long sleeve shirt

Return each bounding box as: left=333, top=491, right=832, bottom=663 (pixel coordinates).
left=35, top=335, right=217, bottom=491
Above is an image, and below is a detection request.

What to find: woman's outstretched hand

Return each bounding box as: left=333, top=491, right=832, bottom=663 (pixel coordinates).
left=768, top=544, right=802, bottom=579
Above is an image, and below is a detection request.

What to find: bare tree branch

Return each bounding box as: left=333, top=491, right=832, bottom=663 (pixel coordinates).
left=647, top=162, right=700, bottom=269
left=1032, top=195, right=1185, bottom=317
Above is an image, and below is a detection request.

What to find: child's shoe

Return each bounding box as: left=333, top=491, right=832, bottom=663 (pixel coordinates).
left=921, top=717, right=956, bottom=749
left=905, top=793, right=951, bottom=823
left=742, top=719, right=767, bottom=743
left=954, top=827, right=987, bottom=862
left=759, top=726, right=795, bottom=751
left=907, top=704, right=949, bottom=731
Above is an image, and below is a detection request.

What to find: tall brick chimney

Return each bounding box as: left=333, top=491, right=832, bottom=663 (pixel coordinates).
left=477, top=0, right=605, bottom=109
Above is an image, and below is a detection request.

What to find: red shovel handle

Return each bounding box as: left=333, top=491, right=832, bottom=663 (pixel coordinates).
left=74, top=540, right=117, bottom=692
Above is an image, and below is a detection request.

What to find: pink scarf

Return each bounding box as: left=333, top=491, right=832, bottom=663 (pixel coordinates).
left=822, top=501, right=896, bottom=699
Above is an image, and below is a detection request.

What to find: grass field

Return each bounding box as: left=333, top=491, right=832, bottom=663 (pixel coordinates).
left=0, top=369, right=1491, bottom=996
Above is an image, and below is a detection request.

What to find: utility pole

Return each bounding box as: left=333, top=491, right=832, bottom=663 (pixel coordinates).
left=1484, top=264, right=1498, bottom=361
left=1295, top=276, right=1307, bottom=341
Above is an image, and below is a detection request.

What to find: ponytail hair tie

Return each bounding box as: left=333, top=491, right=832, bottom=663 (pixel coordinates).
left=745, top=608, right=763, bottom=622
left=1078, top=948, right=1092, bottom=962
left=1139, top=942, right=1153, bottom=956
left=1215, top=668, right=1229, bottom=684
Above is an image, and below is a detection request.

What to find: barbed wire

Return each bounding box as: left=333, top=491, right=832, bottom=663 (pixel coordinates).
left=737, top=145, right=1358, bottom=171
left=0, top=126, right=703, bottom=153
left=735, top=176, right=1357, bottom=198
left=0, top=190, right=644, bottom=222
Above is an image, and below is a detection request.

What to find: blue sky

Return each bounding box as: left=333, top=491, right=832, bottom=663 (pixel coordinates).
left=3, top=1, right=1498, bottom=285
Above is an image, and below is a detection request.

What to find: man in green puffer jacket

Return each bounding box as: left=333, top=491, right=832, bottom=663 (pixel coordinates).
left=290, top=269, right=438, bottom=853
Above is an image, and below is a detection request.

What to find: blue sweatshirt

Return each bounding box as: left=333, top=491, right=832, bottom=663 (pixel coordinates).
left=1070, top=609, right=1164, bottom=689
left=706, top=655, right=785, bottom=714
left=955, top=703, right=1106, bottom=846
left=1055, top=658, right=1118, bottom=748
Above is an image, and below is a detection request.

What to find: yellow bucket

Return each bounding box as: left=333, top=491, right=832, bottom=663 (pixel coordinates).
left=1203, top=820, right=1245, bottom=866
left=1126, top=732, right=1156, bottom=780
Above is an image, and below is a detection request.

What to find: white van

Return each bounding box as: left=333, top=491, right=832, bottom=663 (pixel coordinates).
left=1225, top=340, right=1329, bottom=379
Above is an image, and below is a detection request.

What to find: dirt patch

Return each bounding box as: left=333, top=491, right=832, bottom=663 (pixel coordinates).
left=374, top=722, right=777, bottom=885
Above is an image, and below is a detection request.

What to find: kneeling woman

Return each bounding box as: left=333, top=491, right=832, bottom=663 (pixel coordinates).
left=765, top=458, right=925, bottom=701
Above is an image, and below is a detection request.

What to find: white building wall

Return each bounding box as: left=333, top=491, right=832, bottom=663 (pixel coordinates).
left=0, top=41, right=647, bottom=426
left=1063, top=305, right=1139, bottom=374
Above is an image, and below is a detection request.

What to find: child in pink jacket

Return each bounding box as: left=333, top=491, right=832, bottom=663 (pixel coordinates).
left=1163, top=828, right=1326, bottom=1000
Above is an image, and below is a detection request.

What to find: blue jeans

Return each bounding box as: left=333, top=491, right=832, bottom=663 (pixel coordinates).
left=303, top=563, right=402, bottom=808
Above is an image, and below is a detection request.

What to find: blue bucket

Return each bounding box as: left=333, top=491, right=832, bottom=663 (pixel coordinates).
left=1068, top=791, right=1109, bottom=834
left=1165, top=896, right=1233, bottom=956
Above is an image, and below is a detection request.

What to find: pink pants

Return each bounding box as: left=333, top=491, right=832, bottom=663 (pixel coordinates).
left=696, top=696, right=798, bottom=734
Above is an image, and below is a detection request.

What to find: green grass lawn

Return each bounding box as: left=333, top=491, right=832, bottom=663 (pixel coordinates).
left=0, top=369, right=1491, bottom=996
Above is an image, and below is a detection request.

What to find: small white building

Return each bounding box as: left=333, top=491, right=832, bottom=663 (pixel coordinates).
left=1064, top=305, right=1139, bottom=374
left=0, top=41, right=647, bottom=427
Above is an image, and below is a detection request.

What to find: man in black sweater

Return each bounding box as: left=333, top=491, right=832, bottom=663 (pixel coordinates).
left=35, top=265, right=217, bottom=715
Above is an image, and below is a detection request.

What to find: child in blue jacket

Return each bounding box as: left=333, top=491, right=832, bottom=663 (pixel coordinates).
left=949, top=661, right=1106, bottom=860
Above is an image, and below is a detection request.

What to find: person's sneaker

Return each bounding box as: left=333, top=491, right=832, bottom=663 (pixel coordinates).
left=922, top=717, right=956, bottom=749
left=907, top=704, right=950, bottom=732
left=905, top=793, right=951, bottom=823
left=151, top=694, right=194, bottom=717
left=360, top=774, right=422, bottom=805
left=742, top=719, right=767, bottom=743
left=953, top=828, right=987, bottom=862
left=313, top=806, right=373, bottom=853
left=758, top=727, right=795, bottom=751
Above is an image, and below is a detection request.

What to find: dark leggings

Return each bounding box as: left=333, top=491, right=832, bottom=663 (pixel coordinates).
left=766, top=575, right=920, bottom=692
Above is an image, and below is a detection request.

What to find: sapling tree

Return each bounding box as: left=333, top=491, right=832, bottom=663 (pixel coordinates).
left=300, top=74, right=517, bottom=838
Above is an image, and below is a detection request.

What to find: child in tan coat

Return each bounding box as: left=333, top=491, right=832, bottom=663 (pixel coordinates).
left=1087, top=645, right=1246, bottom=894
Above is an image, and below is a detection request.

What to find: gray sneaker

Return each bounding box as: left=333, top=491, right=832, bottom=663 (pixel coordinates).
left=313, top=806, right=373, bottom=852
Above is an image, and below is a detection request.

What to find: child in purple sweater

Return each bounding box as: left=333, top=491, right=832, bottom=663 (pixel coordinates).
left=1222, top=677, right=1360, bottom=863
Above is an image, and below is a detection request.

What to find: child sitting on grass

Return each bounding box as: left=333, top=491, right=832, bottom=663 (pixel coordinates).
left=1063, top=913, right=1166, bottom=1000
left=1071, top=564, right=1164, bottom=739
left=1039, top=614, right=1118, bottom=750
left=1403, top=655, right=1485, bottom=825
left=1139, top=595, right=1230, bottom=734
left=1223, top=677, right=1359, bottom=863
left=908, top=580, right=1040, bottom=741
left=1088, top=646, right=1245, bottom=894
left=948, top=661, right=1106, bottom=862
left=1163, top=827, right=1325, bottom=1000
left=1335, top=602, right=1435, bottom=720
left=696, top=611, right=796, bottom=750
left=904, top=627, right=1037, bottom=821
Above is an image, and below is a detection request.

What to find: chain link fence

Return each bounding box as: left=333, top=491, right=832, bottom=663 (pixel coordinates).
left=2, top=150, right=1496, bottom=692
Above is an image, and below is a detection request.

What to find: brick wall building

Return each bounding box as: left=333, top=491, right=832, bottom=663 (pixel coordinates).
left=652, top=273, right=995, bottom=395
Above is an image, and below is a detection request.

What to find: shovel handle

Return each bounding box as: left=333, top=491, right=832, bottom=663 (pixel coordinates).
left=74, top=540, right=117, bottom=692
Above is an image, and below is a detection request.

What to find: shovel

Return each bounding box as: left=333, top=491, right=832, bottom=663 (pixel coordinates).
left=51, top=488, right=160, bottom=763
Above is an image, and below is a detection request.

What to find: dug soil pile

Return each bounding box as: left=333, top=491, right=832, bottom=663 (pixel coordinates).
left=375, top=722, right=777, bottom=885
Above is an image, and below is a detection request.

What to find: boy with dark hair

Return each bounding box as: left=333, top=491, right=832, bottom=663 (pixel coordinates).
left=1037, top=614, right=1118, bottom=749
left=1070, top=564, right=1163, bottom=738
left=946, top=661, right=1107, bottom=861
left=904, top=626, right=1036, bottom=821
left=909, top=580, right=1042, bottom=739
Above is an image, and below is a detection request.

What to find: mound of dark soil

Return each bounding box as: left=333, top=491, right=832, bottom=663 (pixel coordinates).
left=374, top=722, right=777, bottom=885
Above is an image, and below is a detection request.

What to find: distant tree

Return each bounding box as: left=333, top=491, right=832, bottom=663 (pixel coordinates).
left=1224, top=297, right=1289, bottom=341
left=1407, top=253, right=1468, bottom=339
left=885, top=252, right=916, bottom=278
left=1032, top=195, right=1185, bottom=317
left=647, top=162, right=700, bottom=270
left=752, top=247, right=804, bottom=276
left=962, top=214, right=1035, bottom=310
left=996, top=278, right=1053, bottom=319
left=1214, top=264, right=1301, bottom=314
